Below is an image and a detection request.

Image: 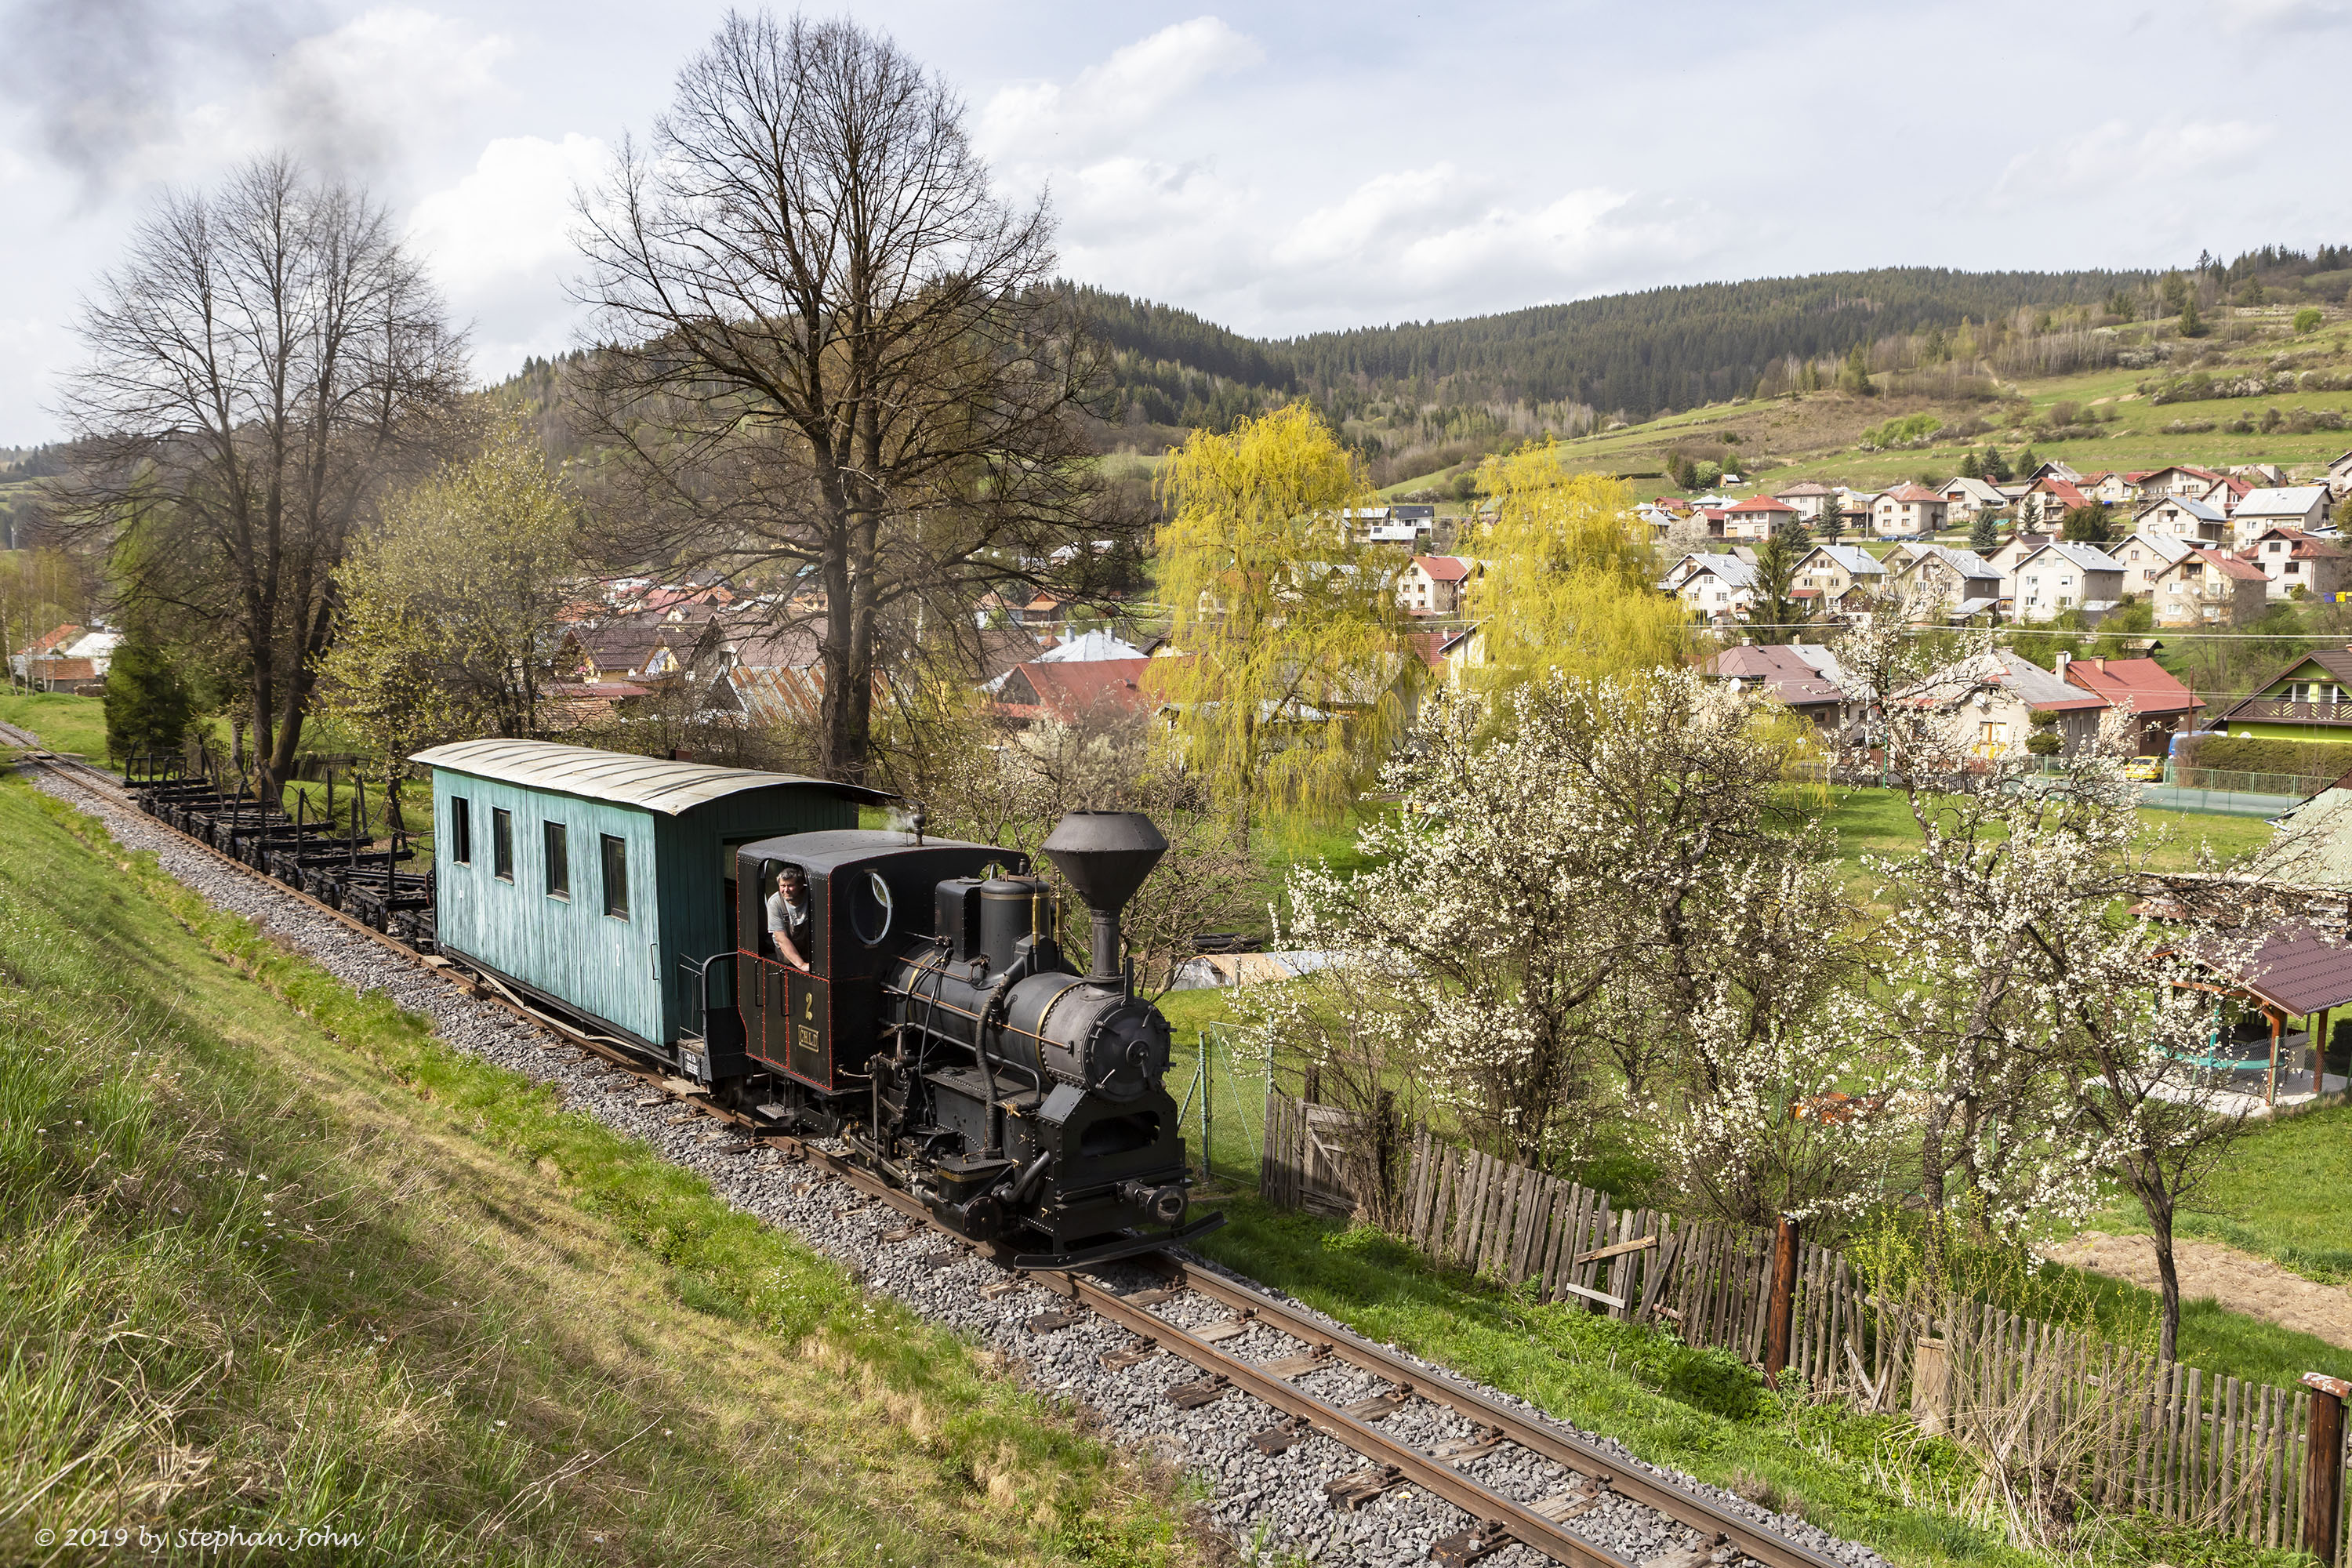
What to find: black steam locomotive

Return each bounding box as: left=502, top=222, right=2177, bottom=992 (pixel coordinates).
left=719, top=811, right=1221, bottom=1265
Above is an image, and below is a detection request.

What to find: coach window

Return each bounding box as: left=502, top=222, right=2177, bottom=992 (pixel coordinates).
left=449, top=797, right=472, bottom=865
left=492, top=808, right=514, bottom=882
left=543, top=820, right=570, bottom=900
left=601, top=833, right=630, bottom=920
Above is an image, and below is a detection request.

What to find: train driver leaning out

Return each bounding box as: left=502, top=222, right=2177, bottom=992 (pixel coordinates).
left=765, top=863, right=813, bottom=971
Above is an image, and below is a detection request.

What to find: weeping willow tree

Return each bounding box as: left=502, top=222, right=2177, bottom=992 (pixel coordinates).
left=1149, top=404, right=1419, bottom=836
left=1458, top=443, right=1690, bottom=689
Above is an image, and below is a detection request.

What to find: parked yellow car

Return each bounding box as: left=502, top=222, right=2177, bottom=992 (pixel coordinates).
left=2122, top=757, right=2163, bottom=782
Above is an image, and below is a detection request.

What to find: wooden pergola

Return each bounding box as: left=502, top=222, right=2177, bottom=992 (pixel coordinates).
left=2179, top=925, right=2352, bottom=1105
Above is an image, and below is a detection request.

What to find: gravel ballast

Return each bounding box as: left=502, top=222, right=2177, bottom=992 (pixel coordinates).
left=24, top=762, right=1893, bottom=1568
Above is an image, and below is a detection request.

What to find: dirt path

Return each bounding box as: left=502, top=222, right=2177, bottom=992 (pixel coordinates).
left=2045, top=1231, right=2352, bottom=1350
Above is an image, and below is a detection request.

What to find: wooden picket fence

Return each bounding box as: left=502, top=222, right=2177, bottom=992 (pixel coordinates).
left=1260, top=1105, right=2350, bottom=1559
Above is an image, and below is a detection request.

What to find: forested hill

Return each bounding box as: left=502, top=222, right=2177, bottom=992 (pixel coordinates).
left=1276, top=269, right=2137, bottom=413
left=1073, top=268, right=2146, bottom=432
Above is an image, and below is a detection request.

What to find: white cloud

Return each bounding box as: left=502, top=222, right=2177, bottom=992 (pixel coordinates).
left=261, top=8, right=514, bottom=178
left=2209, top=0, right=2352, bottom=29
left=408, top=133, right=604, bottom=296
left=978, top=16, right=1262, bottom=165
left=1994, top=118, right=2272, bottom=204
left=408, top=132, right=608, bottom=376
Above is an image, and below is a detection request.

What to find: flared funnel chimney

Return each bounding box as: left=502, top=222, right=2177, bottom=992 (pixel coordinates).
left=1040, top=811, right=1167, bottom=987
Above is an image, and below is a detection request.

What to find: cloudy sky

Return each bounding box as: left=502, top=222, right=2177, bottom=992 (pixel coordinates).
left=2, top=0, right=2347, bottom=442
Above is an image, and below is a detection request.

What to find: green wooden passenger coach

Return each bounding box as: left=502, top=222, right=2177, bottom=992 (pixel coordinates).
left=410, top=740, right=878, bottom=1048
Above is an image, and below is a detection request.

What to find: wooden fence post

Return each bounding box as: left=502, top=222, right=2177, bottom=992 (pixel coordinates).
left=1763, top=1214, right=1800, bottom=1389
left=2306, top=1373, right=2349, bottom=1568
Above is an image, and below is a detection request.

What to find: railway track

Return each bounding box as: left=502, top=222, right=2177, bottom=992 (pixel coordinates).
left=9, top=738, right=1861, bottom=1568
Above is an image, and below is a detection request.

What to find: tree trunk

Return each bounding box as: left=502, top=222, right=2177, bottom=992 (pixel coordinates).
left=2150, top=1202, right=2182, bottom=1362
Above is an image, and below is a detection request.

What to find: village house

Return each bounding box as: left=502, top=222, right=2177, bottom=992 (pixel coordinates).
left=1348, top=505, right=1438, bottom=546
left=2081, top=472, right=2143, bottom=506
left=1886, top=543, right=2002, bottom=620
left=1871, top=483, right=1949, bottom=537
left=2210, top=649, right=2352, bottom=752
left=2132, top=495, right=2230, bottom=544
left=1396, top=554, right=1478, bottom=615
left=989, top=655, right=1187, bottom=727
left=1791, top=543, right=1886, bottom=603
left=2151, top=549, right=2270, bottom=628
left=1722, top=494, right=1799, bottom=540
left=2239, top=528, right=2347, bottom=601
left=1773, top=480, right=1840, bottom=521
left=1919, top=648, right=2108, bottom=761
left=9, top=624, right=120, bottom=686
left=2016, top=475, right=2092, bottom=533
left=2326, top=448, right=2352, bottom=498
left=2005, top=541, right=2125, bottom=621
left=2022, top=460, right=2084, bottom=485
left=2060, top=655, right=2203, bottom=756
left=1668, top=555, right=1760, bottom=622
left=1700, top=641, right=1850, bottom=728
left=2201, top=473, right=2253, bottom=512
left=2230, top=485, right=2332, bottom=545
left=2134, top=465, right=2227, bottom=502
left=1937, top=475, right=2007, bottom=518
left=2111, top=531, right=2195, bottom=596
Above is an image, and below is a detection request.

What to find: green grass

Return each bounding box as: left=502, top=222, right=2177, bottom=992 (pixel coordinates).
left=0, top=771, right=1196, bottom=1566
left=0, top=689, right=108, bottom=757
left=1813, top=787, right=2278, bottom=895
left=2086, top=1103, right=2352, bottom=1288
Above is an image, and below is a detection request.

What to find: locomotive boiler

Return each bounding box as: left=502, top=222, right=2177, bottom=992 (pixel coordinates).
left=725, top=810, right=1220, bottom=1266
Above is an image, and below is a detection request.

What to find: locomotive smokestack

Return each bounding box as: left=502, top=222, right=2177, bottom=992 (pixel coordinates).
left=1040, top=811, right=1167, bottom=988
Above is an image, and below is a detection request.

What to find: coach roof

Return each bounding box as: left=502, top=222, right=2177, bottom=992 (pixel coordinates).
left=410, top=738, right=892, bottom=815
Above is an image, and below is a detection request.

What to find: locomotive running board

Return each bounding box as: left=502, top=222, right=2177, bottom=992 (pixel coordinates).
left=1009, top=1211, right=1226, bottom=1271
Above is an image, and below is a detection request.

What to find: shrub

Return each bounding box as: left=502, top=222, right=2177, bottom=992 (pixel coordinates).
left=2180, top=735, right=2352, bottom=778
left=2295, top=307, right=2324, bottom=334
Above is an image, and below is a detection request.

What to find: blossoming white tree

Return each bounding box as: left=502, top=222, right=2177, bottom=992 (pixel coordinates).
left=1269, top=665, right=1878, bottom=1224
left=1833, top=608, right=2297, bottom=1355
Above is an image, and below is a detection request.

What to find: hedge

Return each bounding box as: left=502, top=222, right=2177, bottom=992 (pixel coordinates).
left=2180, top=734, right=2352, bottom=779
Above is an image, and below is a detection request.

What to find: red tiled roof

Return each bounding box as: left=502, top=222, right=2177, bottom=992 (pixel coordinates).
left=2185, top=549, right=2269, bottom=582
left=993, top=656, right=1178, bottom=723
left=1414, top=554, right=1472, bottom=582
left=2061, top=656, right=2201, bottom=717
left=1727, top=495, right=1796, bottom=513
left=2034, top=478, right=2090, bottom=508
left=1880, top=483, right=1945, bottom=503
left=1701, top=644, right=1845, bottom=706
left=18, top=623, right=82, bottom=657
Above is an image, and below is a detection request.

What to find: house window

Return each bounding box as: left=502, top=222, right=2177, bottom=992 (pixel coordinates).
left=543, top=821, right=570, bottom=900
left=492, top=808, right=514, bottom=882
left=450, top=797, right=472, bottom=865
left=2286, top=561, right=2301, bottom=574
left=601, top=833, right=630, bottom=920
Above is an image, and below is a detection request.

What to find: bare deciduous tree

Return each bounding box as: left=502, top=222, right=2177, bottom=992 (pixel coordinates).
left=58, top=155, right=465, bottom=794
left=573, top=12, right=1123, bottom=784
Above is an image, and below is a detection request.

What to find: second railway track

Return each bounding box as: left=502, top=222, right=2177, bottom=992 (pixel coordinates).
left=8, top=739, right=1882, bottom=1568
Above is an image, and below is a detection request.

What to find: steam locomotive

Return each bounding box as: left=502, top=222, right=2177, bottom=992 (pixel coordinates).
left=724, top=811, right=1219, bottom=1266
left=132, top=739, right=1218, bottom=1269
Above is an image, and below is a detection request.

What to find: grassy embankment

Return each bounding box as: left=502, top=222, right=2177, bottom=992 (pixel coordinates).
left=0, top=770, right=1196, bottom=1566
left=0, top=690, right=108, bottom=757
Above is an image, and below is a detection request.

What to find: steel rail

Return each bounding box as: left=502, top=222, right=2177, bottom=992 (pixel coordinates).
left=13, top=746, right=1845, bottom=1568
left=1148, top=1260, right=1838, bottom=1568
left=1042, top=1267, right=1639, bottom=1568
